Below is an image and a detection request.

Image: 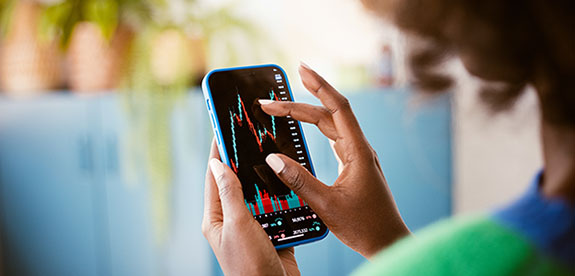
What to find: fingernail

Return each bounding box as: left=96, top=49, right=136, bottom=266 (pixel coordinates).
left=209, top=158, right=224, bottom=180
left=258, top=99, right=274, bottom=105
left=300, top=61, right=311, bottom=70
left=266, top=154, right=285, bottom=173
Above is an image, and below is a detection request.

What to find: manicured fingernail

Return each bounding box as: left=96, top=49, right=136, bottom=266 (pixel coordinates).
left=266, top=154, right=285, bottom=173
left=258, top=99, right=274, bottom=105
left=209, top=158, right=224, bottom=179
left=300, top=61, right=311, bottom=70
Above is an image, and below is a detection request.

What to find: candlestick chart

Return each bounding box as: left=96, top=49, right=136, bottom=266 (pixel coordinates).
left=229, top=90, right=279, bottom=172
left=245, top=184, right=306, bottom=216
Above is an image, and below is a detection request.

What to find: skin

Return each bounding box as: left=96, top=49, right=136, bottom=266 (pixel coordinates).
left=540, top=123, right=575, bottom=204
left=202, top=63, right=575, bottom=274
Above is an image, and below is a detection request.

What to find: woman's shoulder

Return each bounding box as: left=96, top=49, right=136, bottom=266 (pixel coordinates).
left=353, top=214, right=569, bottom=276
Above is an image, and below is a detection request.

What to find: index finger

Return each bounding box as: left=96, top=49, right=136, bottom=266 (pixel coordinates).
left=298, top=64, right=370, bottom=153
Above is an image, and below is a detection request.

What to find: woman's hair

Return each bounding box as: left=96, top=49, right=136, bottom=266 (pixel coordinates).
left=362, top=0, right=575, bottom=126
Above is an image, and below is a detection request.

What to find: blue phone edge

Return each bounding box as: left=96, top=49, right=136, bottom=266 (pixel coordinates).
left=201, top=63, right=329, bottom=249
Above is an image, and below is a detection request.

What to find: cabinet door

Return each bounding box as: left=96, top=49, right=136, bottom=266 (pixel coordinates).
left=100, top=93, right=213, bottom=276
left=166, top=93, right=213, bottom=276
left=0, top=97, right=104, bottom=276
left=96, top=96, right=157, bottom=276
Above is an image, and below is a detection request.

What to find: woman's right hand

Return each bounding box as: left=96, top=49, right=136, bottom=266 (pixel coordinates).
left=260, top=63, right=410, bottom=259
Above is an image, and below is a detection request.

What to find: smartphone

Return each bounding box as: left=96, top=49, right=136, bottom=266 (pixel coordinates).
left=202, top=64, right=329, bottom=249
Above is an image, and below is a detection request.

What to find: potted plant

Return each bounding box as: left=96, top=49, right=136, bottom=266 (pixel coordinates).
left=39, top=0, right=148, bottom=92
left=0, top=0, right=63, bottom=96
left=122, top=22, right=207, bottom=245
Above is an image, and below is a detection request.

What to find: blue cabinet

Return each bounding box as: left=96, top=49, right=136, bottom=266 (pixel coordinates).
left=0, top=94, right=214, bottom=276
left=0, top=96, right=104, bottom=275
left=0, top=89, right=451, bottom=276
left=96, top=96, right=157, bottom=276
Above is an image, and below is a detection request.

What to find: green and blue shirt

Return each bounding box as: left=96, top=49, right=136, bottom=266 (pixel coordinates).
left=354, top=171, right=575, bottom=275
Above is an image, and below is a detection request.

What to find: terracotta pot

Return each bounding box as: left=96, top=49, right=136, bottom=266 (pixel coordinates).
left=0, top=1, right=62, bottom=96
left=149, top=29, right=206, bottom=87
left=67, top=22, right=134, bottom=92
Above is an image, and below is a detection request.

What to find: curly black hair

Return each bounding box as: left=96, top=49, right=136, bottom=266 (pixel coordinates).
left=362, top=0, right=575, bottom=126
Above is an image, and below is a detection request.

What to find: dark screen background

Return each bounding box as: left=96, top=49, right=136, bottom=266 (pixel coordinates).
left=208, top=66, right=312, bottom=203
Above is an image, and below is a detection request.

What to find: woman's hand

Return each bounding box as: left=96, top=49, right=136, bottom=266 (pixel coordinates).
left=260, top=63, right=410, bottom=259
left=202, top=140, right=300, bottom=276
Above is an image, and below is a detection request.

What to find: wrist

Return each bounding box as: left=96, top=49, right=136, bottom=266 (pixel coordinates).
left=364, top=223, right=411, bottom=259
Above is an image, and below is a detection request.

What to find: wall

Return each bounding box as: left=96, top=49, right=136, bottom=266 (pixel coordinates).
left=451, top=64, right=544, bottom=214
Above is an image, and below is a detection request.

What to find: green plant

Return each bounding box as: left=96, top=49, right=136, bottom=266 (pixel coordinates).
left=0, top=0, right=16, bottom=37
left=39, top=0, right=149, bottom=47
left=189, top=2, right=271, bottom=66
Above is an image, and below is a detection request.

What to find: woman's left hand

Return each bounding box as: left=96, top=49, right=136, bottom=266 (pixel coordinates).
left=202, top=139, right=300, bottom=276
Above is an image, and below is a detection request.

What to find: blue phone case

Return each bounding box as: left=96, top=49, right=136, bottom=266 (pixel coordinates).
left=201, top=64, right=329, bottom=249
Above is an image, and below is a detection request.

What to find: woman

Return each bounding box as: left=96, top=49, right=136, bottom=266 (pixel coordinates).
left=201, top=0, right=574, bottom=275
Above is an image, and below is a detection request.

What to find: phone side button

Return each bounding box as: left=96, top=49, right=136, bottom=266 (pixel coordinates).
left=215, top=129, right=221, bottom=145
left=210, top=113, right=217, bottom=129
left=206, top=99, right=211, bottom=110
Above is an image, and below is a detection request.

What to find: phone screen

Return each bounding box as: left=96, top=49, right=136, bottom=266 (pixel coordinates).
left=205, top=65, right=328, bottom=247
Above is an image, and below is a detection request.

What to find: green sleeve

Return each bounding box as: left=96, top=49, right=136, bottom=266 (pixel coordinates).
left=352, top=215, right=568, bottom=276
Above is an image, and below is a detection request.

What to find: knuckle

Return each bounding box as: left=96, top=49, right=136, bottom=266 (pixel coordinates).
left=312, top=80, right=325, bottom=94
left=277, top=101, right=291, bottom=112
left=328, top=96, right=351, bottom=114
left=362, top=147, right=376, bottom=161
left=201, top=221, right=211, bottom=238
left=213, top=172, right=225, bottom=183
left=371, top=151, right=381, bottom=168
left=217, top=182, right=236, bottom=199
left=336, top=96, right=351, bottom=110
left=353, top=143, right=369, bottom=155
left=357, top=145, right=380, bottom=167
left=371, top=147, right=381, bottom=163
left=310, top=106, right=331, bottom=126
left=319, top=108, right=332, bottom=121
left=279, top=102, right=296, bottom=115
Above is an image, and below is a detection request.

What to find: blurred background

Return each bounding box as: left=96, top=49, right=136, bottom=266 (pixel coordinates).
left=0, top=0, right=542, bottom=275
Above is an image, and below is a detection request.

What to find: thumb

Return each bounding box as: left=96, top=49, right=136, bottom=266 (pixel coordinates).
left=209, top=158, right=252, bottom=221
left=265, top=154, right=330, bottom=212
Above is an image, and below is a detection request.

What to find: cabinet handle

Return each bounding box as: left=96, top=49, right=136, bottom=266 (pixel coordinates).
left=78, top=135, right=94, bottom=177
left=105, top=136, right=118, bottom=175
